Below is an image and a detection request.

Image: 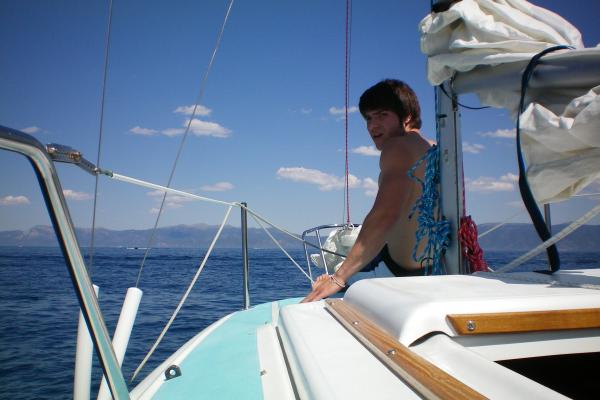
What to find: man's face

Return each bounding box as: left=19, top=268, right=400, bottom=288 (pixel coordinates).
left=363, top=109, right=403, bottom=150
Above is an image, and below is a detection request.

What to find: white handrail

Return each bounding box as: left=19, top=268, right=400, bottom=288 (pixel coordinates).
left=73, top=285, right=100, bottom=400
left=105, top=172, right=345, bottom=284
left=110, top=172, right=235, bottom=207
left=106, top=171, right=315, bottom=247
left=97, top=287, right=143, bottom=400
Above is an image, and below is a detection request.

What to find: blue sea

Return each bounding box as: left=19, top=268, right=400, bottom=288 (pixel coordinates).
left=0, top=246, right=598, bottom=399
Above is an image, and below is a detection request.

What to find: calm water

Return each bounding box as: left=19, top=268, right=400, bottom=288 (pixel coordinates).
left=0, top=246, right=598, bottom=399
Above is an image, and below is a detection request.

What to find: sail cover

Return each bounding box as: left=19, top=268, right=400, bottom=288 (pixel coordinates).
left=420, top=0, right=583, bottom=87
left=420, top=0, right=600, bottom=204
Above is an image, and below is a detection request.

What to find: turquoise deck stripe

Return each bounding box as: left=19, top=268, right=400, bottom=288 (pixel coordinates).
left=153, top=298, right=300, bottom=399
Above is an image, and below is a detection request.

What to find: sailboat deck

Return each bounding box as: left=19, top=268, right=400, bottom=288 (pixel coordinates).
left=343, top=269, right=600, bottom=347
left=131, top=299, right=298, bottom=400
left=279, top=280, right=578, bottom=399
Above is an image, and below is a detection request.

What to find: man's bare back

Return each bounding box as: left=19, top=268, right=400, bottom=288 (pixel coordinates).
left=381, top=134, right=431, bottom=271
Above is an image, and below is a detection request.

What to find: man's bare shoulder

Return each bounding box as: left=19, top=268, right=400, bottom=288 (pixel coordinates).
left=380, top=134, right=431, bottom=167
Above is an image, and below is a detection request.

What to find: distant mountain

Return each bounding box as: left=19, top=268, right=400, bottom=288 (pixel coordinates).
left=476, top=223, right=599, bottom=252
left=0, top=223, right=598, bottom=252
left=0, top=224, right=305, bottom=249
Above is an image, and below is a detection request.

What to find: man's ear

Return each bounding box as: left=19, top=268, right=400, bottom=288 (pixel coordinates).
left=403, top=116, right=413, bottom=130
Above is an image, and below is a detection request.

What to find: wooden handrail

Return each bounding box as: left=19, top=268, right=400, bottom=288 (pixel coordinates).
left=447, top=308, right=600, bottom=335
left=325, top=299, right=486, bottom=400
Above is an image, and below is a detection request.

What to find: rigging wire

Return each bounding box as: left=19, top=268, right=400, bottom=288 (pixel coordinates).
left=477, top=209, right=524, bottom=239
left=131, top=205, right=234, bottom=382
left=249, top=212, right=313, bottom=282
left=134, top=0, right=235, bottom=288
left=105, top=168, right=349, bottom=257
left=342, top=0, right=352, bottom=226
left=498, top=201, right=600, bottom=273
left=88, top=0, right=114, bottom=276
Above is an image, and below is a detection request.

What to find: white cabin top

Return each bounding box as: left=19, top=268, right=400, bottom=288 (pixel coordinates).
left=343, top=269, right=600, bottom=345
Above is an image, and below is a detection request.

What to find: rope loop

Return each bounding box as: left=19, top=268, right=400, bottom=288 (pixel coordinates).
left=459, top=215, right=489, bottom=272
left=408, top=145, right=449, bottom=275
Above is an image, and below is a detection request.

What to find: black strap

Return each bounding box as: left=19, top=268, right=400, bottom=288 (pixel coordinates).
left=516, top=45, right=572, bottom=273
left=381, top=245, right=428, bottom=277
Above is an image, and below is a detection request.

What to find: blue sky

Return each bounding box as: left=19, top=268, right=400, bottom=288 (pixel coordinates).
left=1, top=0, right=599, bottom=235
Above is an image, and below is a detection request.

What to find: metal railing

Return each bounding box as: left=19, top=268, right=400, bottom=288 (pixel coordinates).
left=301, top=223, right=358, bottom=276
left=2, top=125, right=380, bottom=390
left=0, top=126, right=131, bottom=399
left=1, top=126, right=327, bottom=387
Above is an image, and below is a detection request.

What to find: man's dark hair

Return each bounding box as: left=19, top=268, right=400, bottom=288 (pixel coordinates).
left=359, top=79, right=422, bottom=130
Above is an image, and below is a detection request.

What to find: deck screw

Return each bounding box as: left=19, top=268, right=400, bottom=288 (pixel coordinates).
left=352, top=320, right=359, bottom=325
left=467, top=320, right=476, bottom=332
left=387, top=349, right=396, bottom=356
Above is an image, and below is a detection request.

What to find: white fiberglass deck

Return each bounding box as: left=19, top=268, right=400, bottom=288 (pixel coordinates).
left=279, top=270, right=600, bottom=399
left=130, top=270, right=600, bottom=399
left=343, top=269, right=600, bottom=346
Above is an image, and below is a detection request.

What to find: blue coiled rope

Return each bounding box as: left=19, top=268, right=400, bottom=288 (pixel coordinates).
left=408, top=144, right=449, bottom=275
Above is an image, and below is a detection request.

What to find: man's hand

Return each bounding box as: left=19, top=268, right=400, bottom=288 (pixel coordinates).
left=301, top=274, right=345, bottom=303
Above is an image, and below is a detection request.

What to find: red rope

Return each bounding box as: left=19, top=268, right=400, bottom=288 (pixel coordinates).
left=459, top=151, right=488, bottom=272
left=344, top=0, right=351, bottom=225
left=459, top=216, right=489, bottom=272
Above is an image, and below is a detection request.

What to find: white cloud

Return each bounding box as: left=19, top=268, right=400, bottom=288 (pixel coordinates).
left=161, top=128, right=185, bottom=137
left=130, top=126, right=158, bottom=136
left=466, top=172, right=518, bottom=192
left=347, top=175, right=362, bottom=189
left=501, top=172, right=518, bottom=183
left=147, top=189, right=193, bottom=209
left=289, top=107, right=313, bottom=115
left=329, top=106, right=359, bottom=116
left=174, top=104, right=212, bottom=117
left=0, top=195, right=30, bottom=206
left=479, top=128, right=515, bottom=139
left=362, top=177, right=379, bottom=197
left=277, top=167, right=360, bottom=191
left=276, top=167, right=380, bottom=197
left=463, top=142, right=485, bottom=154
left=160, top=119, right=231, bottom=138
left=63, top=190, right=92, bottom=201
left=276, top=167, right=378, bottom=197
left=22, top=126, right=41, bottom=134
left=352, top=145, right=380, bottom=157
left=201, top=182, right=234, bottom=192
left=187, top=119, right=231, bottom=138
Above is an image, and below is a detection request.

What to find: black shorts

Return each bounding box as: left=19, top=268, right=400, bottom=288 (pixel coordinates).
left=362, top=245, right=427, bottom=277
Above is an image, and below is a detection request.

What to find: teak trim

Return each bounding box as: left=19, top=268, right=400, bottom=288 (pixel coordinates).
left=447, top=308, right=600, bottom=335
left=325, top=299, right=486, bottom=400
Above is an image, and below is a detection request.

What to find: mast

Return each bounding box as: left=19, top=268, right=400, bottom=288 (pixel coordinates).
left=435, top=82, right=467, bottom=275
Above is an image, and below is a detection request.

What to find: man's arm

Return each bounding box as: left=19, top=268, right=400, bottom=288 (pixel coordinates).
left=301, top=137, right=421, bottom=302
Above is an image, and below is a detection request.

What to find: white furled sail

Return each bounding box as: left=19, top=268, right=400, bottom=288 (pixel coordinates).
left=522, top=86, right=600, bottom=203
left=420, top=0, right=600, bottom=204
left=420, top=0, right=583, bottom=88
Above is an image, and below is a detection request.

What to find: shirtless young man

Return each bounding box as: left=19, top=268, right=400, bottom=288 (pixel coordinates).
left=302, top=79, right=431, bottom=303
